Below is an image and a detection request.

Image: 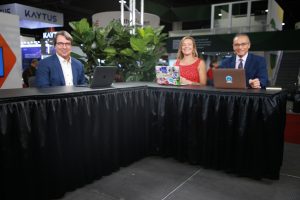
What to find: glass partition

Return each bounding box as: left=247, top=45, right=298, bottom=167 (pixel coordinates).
left=211, top=0, right=270, bottom=33
left=231, top=2, right=248, bottom=32
left=250, top=0, right=268, bottom=32
left=213, top=4, right=230, bottom=33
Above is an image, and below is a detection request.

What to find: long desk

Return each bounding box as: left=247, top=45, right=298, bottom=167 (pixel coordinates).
left=0, top=82, right=287, bottom=200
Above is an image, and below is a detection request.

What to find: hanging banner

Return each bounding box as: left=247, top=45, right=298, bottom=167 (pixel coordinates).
left=0, top=3, right=63, bottom=29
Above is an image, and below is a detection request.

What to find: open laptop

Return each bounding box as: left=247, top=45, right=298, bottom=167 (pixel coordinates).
left=155, top=65, right=181, bottom=85
left=213, top=68, right=247, bottom=89
left=88, top=66, right=117, bottom=88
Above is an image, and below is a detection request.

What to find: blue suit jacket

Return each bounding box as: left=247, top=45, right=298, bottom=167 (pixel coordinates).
left=35, top=54, right=86, bottom=88
left=219, top=53, right=268, bottom=88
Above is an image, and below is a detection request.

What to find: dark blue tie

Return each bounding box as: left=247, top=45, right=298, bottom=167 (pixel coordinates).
left=238, top=59, right=243, bottom=69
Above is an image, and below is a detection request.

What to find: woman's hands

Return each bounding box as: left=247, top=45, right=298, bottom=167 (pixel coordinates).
left=180, top=77, right=199, bottom=85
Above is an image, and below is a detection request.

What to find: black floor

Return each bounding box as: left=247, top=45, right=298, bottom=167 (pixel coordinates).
left=55, top=143, right=300, bottom=200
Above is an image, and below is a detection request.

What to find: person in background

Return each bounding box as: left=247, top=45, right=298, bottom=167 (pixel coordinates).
left=35, top=30, right=86, bottom=87
left=22, top=58, right=38, bottom=87
left=174, top=36, right=207, bottom=85
left=219, top=33, right=268, bottom=88
left=22, top=59, right=38, bottom=87
left=207, top=59, right=218, bottom=86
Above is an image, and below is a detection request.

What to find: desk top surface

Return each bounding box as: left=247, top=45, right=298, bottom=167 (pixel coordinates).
left=0, top=82, right=284, bottom=101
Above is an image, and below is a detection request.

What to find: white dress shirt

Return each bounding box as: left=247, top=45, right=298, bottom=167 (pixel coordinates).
left=57, top=54, right=73, bottom=86
left=235, top=53, right=248, bottom=69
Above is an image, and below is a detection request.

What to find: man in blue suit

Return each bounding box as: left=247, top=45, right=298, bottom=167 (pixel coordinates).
left=36, top=30, right=86, bottom=87
left=219, top=33, right=268, bottom=88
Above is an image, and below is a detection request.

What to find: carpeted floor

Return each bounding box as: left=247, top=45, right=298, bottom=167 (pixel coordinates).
left=52, top=102, right=300, bottom=200
left=55, top=143, right=300, bottom=200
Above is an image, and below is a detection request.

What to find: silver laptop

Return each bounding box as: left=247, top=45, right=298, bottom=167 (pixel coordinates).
left=213, top=68, right=247, bottom=89
left=89, top=66, right=117, bottom=88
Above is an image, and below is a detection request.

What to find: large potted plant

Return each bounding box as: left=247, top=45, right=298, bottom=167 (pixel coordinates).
left=69, top=18, right=167, bottom=81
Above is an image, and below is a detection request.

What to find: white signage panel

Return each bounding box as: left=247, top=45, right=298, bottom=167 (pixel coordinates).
left=267, top=0, right=284, bottom=31
left=92, top=11, right=160, bottom=28
left=0, top=3, right=63, bottom=29
left=0, top=12, right=22, bottom=88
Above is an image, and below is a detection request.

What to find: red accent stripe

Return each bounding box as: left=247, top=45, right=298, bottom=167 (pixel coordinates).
left=285, top=113, right=300, bottom=144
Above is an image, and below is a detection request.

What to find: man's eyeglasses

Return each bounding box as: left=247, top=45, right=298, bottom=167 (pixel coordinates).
left=233, top=43, right=249, bottom=47
left=56, top=42, right=71, bottom=47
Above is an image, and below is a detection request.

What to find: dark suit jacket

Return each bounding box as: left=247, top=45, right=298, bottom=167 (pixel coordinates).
left=35, top=54, right=86, bottom=87
left=219, top=53, right=268, bottom=88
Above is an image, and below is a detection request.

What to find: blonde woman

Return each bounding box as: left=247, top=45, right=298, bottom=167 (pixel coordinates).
left=174, top=36, right=207, bottom=85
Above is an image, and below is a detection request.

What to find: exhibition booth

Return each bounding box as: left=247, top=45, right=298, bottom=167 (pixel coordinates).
left=0, top=82, right=287, bottom=199
left=0, top=3, right=64, bottom=88
left=0, top=1, right=292, bottom=200
left=0, top=3, right=162, bottom=89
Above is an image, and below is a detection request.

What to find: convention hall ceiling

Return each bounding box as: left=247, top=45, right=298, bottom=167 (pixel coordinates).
left=1, top=0, right=299, bottom=37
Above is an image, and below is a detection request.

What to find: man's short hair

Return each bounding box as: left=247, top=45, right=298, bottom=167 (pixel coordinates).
left=31, top=58, right=38, bottom=64
left=233, top=33, right=251, bottom=43
left=54, top=30, right=73, bottom=46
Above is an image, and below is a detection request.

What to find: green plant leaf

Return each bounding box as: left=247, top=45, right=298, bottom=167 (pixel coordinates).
left=120, top=48, right=134, bottom=57
left=78, top=18, right=91, bottom=33
left=130, top=38, right=147, bottom=53
left=104, top=47, right=117, bottom=55
left=69, top=19, right=167, bottom=81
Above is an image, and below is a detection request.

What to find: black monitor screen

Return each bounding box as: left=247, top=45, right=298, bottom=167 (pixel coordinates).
left=0, top=47, right=4, bottom=77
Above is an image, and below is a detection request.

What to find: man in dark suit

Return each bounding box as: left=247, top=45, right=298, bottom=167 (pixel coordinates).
left=219, top=33, right=268, bottom=88
left=35, top=30, right=86, bottom=87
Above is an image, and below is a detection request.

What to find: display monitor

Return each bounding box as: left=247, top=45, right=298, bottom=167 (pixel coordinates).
left=0, top=47, right=4, bottom=77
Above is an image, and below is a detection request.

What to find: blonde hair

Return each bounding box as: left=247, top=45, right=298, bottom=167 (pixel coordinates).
left=176, top=36, right=198, bottom=60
